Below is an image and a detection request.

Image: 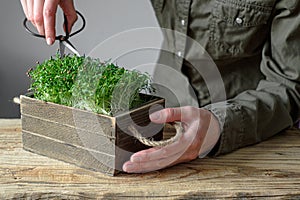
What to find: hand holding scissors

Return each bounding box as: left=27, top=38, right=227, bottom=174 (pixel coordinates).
left=23, top=1, right=85, bottom=57
left=20, top=0, right=78, bottom=45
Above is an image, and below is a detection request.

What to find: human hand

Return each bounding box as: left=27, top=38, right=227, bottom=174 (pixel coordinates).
left=20, top=0, right=77, bottom=45
left=123, top=106, right=221, bottom=173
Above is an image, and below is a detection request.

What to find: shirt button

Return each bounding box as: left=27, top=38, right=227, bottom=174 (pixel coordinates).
left=235, top=17, right=243, bottom=25
left=177, top=51, right=183, bottom=57
left=181, top=19, right=185, bottom=26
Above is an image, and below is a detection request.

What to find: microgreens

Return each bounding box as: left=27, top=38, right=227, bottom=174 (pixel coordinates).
left=28, top=53, right=153, bottom=116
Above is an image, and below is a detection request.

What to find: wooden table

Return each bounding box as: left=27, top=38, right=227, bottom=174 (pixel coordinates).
left=1, top=119, right=299, bottom=199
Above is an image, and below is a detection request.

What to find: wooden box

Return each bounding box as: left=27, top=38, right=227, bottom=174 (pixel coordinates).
left=20, top=94, right=164, bottom=176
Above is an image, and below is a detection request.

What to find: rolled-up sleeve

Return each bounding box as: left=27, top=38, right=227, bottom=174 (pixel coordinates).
left=205, top=1, right=300, bottom=156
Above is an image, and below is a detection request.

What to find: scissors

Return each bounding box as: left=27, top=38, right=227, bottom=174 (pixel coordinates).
left=23, top=11, right=85, bottom=57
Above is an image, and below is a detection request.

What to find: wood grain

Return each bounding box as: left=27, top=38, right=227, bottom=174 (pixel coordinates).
left=1, top=119, right=300, bottom=199
left=22, top=131, right=116, bottom=176
left=21, top=95, right=115, bottom=137
left=22, top=115, right=115, bottom=154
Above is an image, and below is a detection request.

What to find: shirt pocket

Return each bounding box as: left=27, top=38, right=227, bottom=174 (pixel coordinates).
left=209, top=0, right=274, bottom=59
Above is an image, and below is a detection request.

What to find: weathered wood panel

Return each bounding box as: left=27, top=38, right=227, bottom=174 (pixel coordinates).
left=21, top=95, right=115, bottom=137
left=115, top=98, right=165, bottom=167
left=22, top=115, right=115, bottom=154
left=22, top=131, right=116, bottom=175
left=1, top=119, right=300, bottom=199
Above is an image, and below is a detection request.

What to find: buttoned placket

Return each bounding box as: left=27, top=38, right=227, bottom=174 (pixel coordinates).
left=174, top=0, right=192, bottom=68
left=176, top=18, right=186, bottom=58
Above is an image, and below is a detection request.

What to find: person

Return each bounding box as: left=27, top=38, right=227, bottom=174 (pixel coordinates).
left=20, top=0, right=300, bottom=173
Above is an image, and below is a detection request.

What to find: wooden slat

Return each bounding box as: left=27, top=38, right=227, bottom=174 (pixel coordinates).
left=1, top=120, right=300, bottom=199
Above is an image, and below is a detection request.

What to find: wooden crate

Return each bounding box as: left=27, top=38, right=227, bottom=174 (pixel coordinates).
left=20, top=95, right=164, bottom=176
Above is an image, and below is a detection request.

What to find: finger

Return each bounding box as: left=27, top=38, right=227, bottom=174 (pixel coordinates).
left=33, top=0, right=45, bottom=35
left=123, top=151, right=182, bottom=173
left=130, top=140, right=186, bottom=163
left=59, top=0, right=77, bottom=33
left=131, top=121, right=201, bottom=163
left=20, top=0, right=29, bottom=19
left=124, top=126, right=202, bottom=174
left=150, top=107, right=183, bottom=123
left=26, top=0, right=34, bottom=25
left=150, top=107, right=201, bottom=125
left=43, top=0, right=59, bottom=45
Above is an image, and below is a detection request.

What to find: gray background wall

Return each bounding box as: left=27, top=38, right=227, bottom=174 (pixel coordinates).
left=0, top=0, right=161, bottom=118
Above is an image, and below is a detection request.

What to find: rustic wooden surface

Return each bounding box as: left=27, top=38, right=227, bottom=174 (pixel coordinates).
left=0, top=119, right=300, bottom=199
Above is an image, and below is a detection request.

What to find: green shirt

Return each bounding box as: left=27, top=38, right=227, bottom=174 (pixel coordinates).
left=151, top=0, right=300, bottom=155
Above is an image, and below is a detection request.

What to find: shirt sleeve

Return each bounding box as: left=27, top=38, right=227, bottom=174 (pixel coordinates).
left=204, top=1, right=300, bottom=156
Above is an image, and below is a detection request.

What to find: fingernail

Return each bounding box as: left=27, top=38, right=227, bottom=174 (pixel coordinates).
left=150, top=111, right=160, bottom=121
left=46, top=38, right=53, bottom=45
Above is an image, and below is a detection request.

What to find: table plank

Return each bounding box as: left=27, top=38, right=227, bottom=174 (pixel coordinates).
left=0, top=119, right=299, bottom=199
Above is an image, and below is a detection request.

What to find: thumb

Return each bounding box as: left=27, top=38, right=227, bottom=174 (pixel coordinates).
left=149, top=107, right=182, bottom=123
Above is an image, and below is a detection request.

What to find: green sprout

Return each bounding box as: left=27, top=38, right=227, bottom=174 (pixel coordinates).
left=28, top=53, right=153, bottom=116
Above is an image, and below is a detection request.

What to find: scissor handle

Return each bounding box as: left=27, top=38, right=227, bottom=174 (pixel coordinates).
left=23, top=10, right=86, bottom=41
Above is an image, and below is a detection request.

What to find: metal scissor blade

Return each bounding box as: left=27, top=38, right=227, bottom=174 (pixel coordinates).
left=62, top=40, right=81, bottom=57
left=59, top=41, right=65, bottom=58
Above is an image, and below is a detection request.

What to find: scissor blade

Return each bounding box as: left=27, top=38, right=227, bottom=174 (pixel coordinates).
left=62, top=40, right=81, bottom=57
left=59, top=41, right=65, bottom=58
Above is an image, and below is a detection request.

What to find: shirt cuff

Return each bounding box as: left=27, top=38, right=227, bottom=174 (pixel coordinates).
left=203, top=101, right=245, bottom=156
